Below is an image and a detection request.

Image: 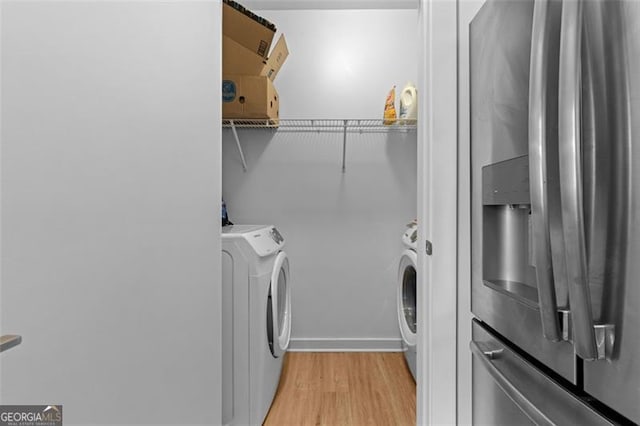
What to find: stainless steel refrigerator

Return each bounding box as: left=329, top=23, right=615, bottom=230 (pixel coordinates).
left=470, top=0, right=640, bottom=424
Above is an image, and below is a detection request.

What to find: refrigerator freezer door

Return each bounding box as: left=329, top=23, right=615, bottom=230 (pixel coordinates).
left=579, top=0, right=640, bottom=423
left=472, top=320, right=615, bottom=426
left=470, top=0, right=575, bottom=382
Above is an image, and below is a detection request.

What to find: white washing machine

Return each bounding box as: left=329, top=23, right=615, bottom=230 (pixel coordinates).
left=221, top=225, right=292, bottom=426
left=397, top=222, right=417, bottom=381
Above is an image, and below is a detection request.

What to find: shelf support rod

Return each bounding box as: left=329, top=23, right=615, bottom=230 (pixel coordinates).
left=342, top=119, right=348, bottom=173
left=230, top=120, right=248, bottom=172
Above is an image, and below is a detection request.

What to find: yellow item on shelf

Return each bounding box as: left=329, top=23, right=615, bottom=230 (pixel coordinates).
left=383, top=86, right=397, bottom=125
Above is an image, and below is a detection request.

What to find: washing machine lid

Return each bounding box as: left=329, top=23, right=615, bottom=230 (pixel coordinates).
left=269, top=251, right=291, bottom=358
left=222, top=225, right=285, bottom=257
left=397, top=249, right=417, bottom=347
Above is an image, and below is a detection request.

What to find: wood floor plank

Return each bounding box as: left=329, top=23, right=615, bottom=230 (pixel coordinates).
left=264, top=352, right=416, bottom=426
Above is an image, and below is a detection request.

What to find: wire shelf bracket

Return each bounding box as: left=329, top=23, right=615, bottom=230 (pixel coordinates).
left=229, top=120, right=248, bottom=172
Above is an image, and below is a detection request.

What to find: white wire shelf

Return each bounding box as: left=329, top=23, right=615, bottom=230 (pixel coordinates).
left=223, top=118, right=417, bottom=172
left=222, top=118, right=417, bottom=132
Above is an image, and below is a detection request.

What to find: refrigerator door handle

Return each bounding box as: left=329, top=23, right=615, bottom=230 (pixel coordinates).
left=557, top=0, right=609, bottom=361
left=528, top=0, right=561, bottom=342
left=470, top=341, right=555, bottom=426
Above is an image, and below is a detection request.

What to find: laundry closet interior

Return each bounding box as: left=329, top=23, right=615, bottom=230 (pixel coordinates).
left=221, top=1, right=420, bottom=424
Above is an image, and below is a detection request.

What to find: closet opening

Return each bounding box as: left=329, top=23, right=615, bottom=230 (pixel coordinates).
left=221, top=2, right=420, bottom=424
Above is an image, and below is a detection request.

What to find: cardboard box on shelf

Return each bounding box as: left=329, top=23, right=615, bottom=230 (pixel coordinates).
left=222, top=0, right=288, bottom=121
left=223, top=0, right=275, bottom=58
left=223, top=34, right=289, bottom=81
left=222, top=75, right=279, bottom=120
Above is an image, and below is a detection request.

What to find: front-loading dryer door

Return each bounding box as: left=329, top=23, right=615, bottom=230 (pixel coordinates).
left=268, top=251, right=291, bottom=358
left=397, top=249, right=417, bottom=347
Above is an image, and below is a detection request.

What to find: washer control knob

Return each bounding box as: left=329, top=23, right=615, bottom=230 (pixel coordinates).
left=270, top=227, right=284, bottom=244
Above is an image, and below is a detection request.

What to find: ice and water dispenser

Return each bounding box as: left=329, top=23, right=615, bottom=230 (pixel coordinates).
left=482, top=155, right=539, bottom=307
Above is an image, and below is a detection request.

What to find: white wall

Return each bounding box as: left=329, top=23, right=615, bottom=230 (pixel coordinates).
left=457, top=0, right=485, bottom=425
left=268, top=9, right=419, bottom=119
left=0, top=2, right=222, bottom=424
left=223, top=9, right=418, bottom=350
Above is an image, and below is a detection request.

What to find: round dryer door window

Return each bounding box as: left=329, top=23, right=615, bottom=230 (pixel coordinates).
left=397, top=249, right=417, bottom=347
left=267, top=252, right=291, bottom=358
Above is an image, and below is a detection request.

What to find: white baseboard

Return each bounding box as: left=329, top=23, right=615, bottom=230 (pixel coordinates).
left=288, top=337, right=403, bottom=352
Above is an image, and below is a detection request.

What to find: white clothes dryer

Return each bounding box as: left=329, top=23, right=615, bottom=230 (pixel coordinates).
left=221, top=225, right=292, bottom=426
left=397, top=222, right=417, bottom=380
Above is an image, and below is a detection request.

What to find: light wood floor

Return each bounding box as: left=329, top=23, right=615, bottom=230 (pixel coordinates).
left=264, top=352, right=416, bottom=426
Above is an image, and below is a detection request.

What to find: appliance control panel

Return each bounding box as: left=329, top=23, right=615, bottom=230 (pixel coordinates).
left=402, top=221, right=418, bottom=250
left=244, top=226, right=285, bottom=257
left=270, top=227, right=284, bottom=244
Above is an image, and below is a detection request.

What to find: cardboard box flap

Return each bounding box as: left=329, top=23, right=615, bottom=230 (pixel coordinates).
left=260, top=34, right=289, bottom=81
left=223, top=36, right=266, bottom=75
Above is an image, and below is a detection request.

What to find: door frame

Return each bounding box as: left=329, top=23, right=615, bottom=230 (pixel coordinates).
left=417, top=0, right=458, bottom=424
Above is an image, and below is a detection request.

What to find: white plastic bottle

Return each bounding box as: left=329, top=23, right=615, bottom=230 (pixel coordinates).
left=399, top=82, right=418, bottom=124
